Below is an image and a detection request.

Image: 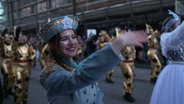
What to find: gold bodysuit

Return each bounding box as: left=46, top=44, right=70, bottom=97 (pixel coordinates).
left=120, top=46, right=136, bottom=95
left=146, top=24, right=162, bottom=82
left=97, top=31, right=111, bottom=49
left=13, top=42, right=36, bottom=104
left=1, top=34, right=14, bottom=95
left=115, top=27, right=136, bottom=98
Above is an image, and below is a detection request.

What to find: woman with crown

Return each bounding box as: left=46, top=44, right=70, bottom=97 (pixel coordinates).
left=38, top=15, right=147, bottom=104
left=150, top=10, right=184, bottom=104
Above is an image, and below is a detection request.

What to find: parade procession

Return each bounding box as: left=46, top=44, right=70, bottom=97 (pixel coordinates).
left=0, top=0, right=184, bottom=104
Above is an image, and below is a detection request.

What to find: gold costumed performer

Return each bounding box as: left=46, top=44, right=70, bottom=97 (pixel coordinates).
left=96, top=30, right=114, bottom=83
left=146, top=24, right=162, bottom=83
left=12, top=27, right=36, bottom=104
left=0, top=29, right=8, bottom=104
left=1, top=30, right=14, bottom=97
left=118, top=27, right=136, bottom=103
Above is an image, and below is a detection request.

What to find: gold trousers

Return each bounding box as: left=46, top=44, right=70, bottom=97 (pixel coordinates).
left=1, top=58, right=14, bottom=92
left=13, top=62, right=31, bottom=104
left=147, top=49, right=162, bottom=79
left=120, top=61, right=134, bottom=95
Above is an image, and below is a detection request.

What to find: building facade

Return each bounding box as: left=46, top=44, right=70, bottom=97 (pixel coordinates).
left=0, top=0, right=183, bottom=64
left=1, top=0, right=183, bottom=34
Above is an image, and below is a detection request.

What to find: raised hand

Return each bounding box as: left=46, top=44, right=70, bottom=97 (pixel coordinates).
left=111, top=30, right=147, bottom=54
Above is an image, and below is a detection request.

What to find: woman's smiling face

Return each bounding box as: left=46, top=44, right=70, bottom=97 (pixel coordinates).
left=58, top=29, right=79, bottom=59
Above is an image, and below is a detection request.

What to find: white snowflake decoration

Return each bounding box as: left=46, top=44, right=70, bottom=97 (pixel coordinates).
left=62, top=16, right=73, bottom=29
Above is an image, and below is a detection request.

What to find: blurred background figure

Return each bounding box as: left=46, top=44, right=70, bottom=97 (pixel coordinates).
left=0, top=28, right=9, bottom=104
left=146, top=24, right=162, bottom=83
left=12, top=27, right=36, bottom=104
left=76, top=35, right=86, bottom=60
left=118, top=27, right=136, bottom=103
left=28, top=35, right=38, bottom=67
left=0, top=77, right=3, bottom=104
left=84, top=33, right=97, bottom=57
left=1, top=29, right=14, bottom=98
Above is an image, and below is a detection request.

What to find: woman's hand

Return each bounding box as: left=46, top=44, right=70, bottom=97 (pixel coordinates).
left=111, top=30, right=147, bottom=54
